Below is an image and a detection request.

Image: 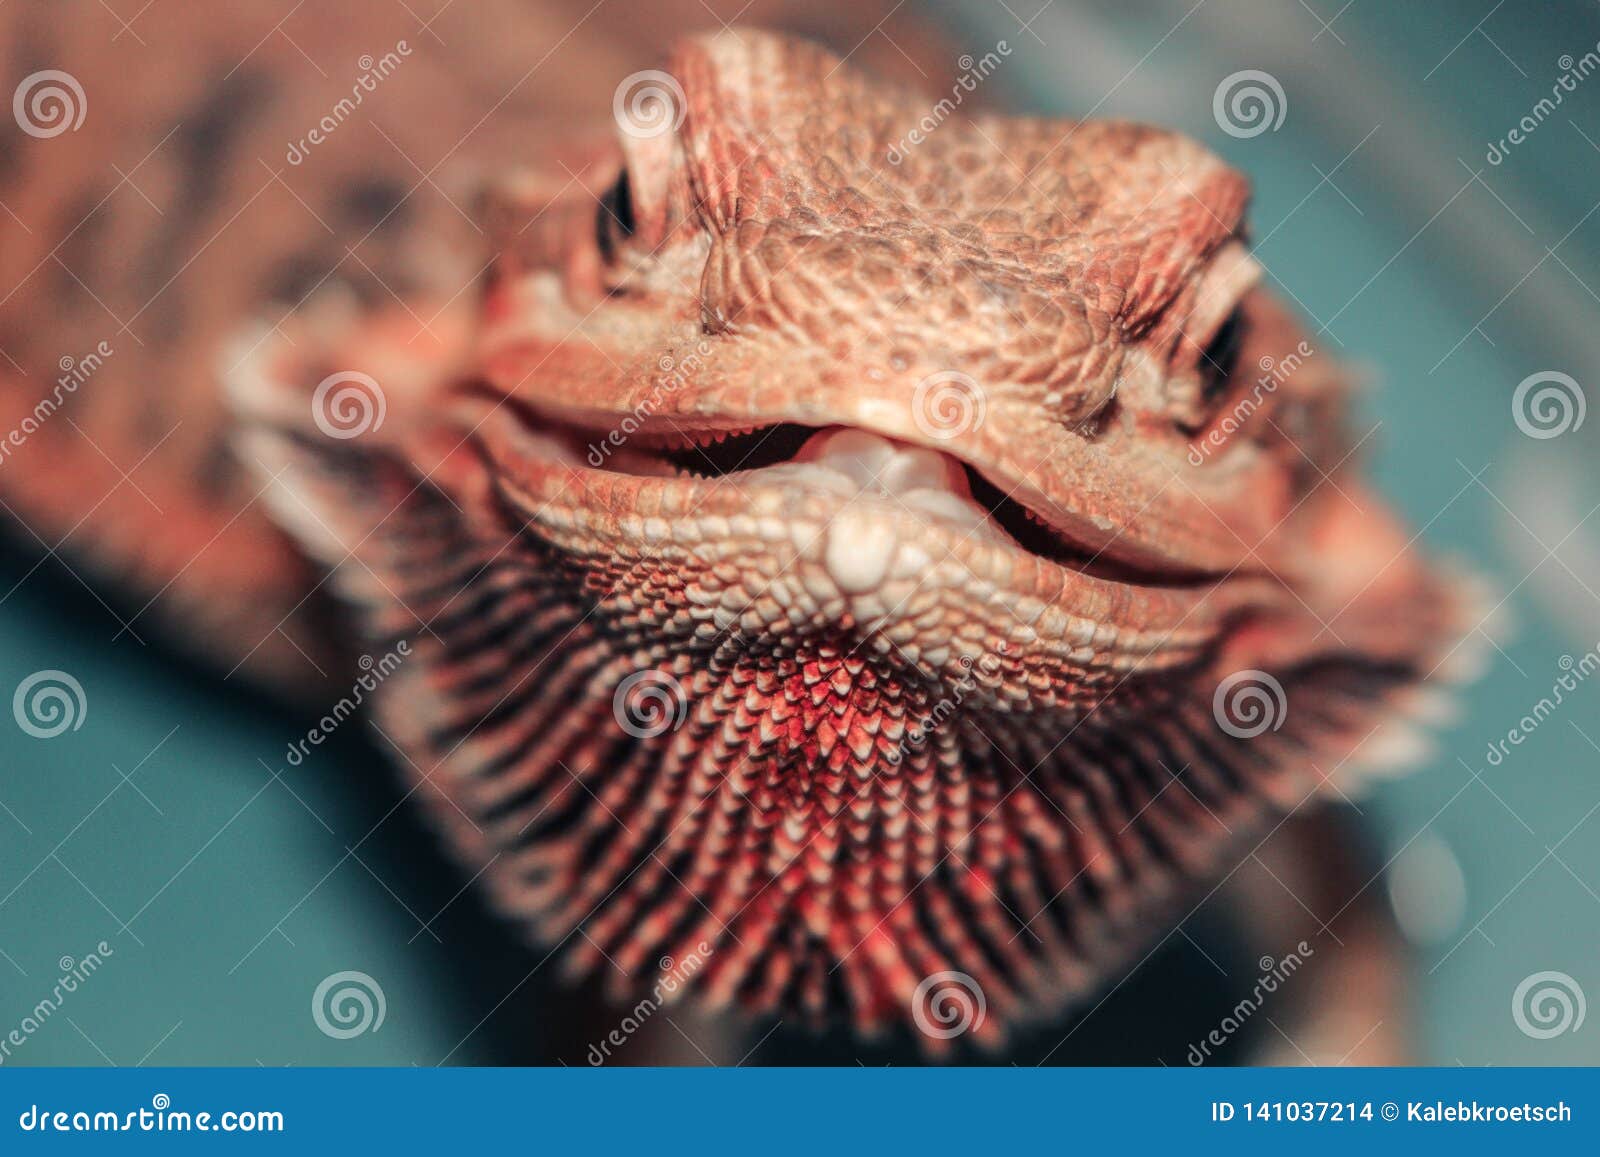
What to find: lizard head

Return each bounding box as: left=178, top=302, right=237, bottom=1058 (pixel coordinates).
left=237, top=31, right=1473, bottom=1051
left=480, top=31, right=1275, bottom=609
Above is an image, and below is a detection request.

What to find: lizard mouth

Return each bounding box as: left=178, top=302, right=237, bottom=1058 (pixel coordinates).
left=472, top=399, right=1264, bottom=683
left=487, top=403, right=1226, bottom=592
left=602, top=422, right=1138, bottom=580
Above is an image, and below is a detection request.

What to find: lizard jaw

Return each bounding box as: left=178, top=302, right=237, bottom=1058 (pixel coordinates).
left=478, top=394, right=1242, bottom=587
left=468, top=401, right=1271, bottom=692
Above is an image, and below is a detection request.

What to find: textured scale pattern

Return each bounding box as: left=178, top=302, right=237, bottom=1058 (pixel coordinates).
left=258, top=410, right=1460, bottom=1047
left=223, top=29, right=1473, bottom=1047
left=0, top=0, right=948, bottom=686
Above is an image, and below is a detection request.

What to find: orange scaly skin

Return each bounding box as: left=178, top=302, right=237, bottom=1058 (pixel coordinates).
left=0, top=0, right=946, bottom=689
left=233, top=33, right=1472, bottom=1047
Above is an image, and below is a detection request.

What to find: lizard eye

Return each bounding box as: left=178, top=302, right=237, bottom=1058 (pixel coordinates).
left=596, top=169, right=637, bottom=264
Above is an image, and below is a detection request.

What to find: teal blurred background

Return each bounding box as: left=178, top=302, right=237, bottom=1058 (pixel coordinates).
left=3, top=0, right=1598, bottom=1065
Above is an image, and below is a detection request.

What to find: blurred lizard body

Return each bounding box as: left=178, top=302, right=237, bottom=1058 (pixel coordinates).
left=0, top=3, right=1472, bottom=1054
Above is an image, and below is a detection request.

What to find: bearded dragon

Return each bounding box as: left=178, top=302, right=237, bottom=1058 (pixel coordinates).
left=1, top=4, right=1474, bottom=1060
